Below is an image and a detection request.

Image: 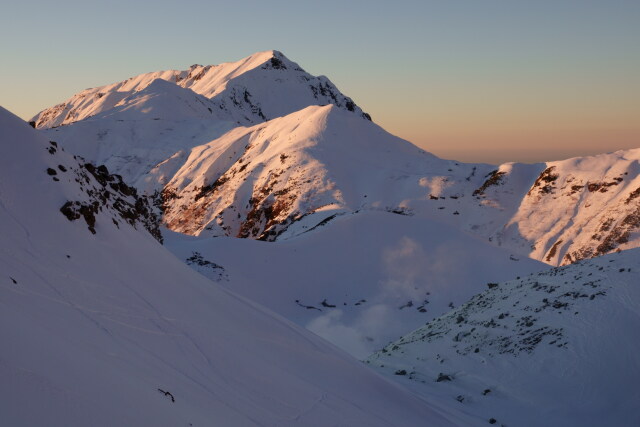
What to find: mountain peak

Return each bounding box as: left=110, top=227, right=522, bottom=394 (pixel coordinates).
left=32, top=51, right=370, bottom=129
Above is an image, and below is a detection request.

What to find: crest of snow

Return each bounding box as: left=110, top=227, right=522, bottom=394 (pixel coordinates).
left=31, top=50, right=370, bottom=129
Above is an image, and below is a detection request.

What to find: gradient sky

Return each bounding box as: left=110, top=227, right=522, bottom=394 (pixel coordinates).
left=1, top=0, right=638, bottom=164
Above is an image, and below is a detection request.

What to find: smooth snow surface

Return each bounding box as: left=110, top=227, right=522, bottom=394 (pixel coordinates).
left=0, top=106, right=455, bottom=426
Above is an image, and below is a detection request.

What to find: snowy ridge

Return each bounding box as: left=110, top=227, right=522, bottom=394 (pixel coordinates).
left=161, top=104, right=442, bottom=239
left=496, top=150, right=640, bottom=264
left=0, top=106, right=455, bottom=426
left=459, top=150, right=640, bottom=265
left=31, top=50, right=369, bottom=129
left=367, top=248, right=640, bottom=426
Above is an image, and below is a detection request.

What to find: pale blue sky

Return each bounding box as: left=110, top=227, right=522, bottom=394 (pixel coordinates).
left=2, top=0, right=638, bottom=163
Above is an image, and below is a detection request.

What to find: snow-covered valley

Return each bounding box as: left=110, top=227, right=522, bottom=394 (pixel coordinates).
left=2, top=49, right=639, bottom=426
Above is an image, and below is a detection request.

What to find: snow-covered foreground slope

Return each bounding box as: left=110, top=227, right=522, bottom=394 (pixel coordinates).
left=164, top=211, right=546, bottom=358
left=0, top=106, right=457, bottom=426
left=367, top=248, right=640, bottom=426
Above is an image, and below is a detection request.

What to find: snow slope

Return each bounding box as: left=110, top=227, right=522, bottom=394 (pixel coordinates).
left=368, top=248, right=640, bottom=426
left=35, top=78, right=237, bottom=190
left=164, top=210, right=546, bottom=358
left=478, top=151, right=640, bottom=265
left=0, top=106, right=456, bottom=426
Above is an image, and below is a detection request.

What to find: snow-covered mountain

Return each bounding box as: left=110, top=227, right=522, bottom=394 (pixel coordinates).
left=160, top=104, right=448, bottom=239
left=33, top=50, right=370, bottom=192
left=367, top=248, right=640, bottom=426
left=0, top=106, right=457, bottom=426
left=156, top=100, right=640, bottom=264
left=31, top=50, right=369, bottom=129
left=34, top=49, right=640, bottom=266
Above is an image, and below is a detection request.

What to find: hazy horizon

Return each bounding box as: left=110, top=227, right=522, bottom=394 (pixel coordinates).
left=2, top=0, right=638, bottom=164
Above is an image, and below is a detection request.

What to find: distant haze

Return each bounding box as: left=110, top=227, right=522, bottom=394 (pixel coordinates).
left=2, top=0, right=638, bottom=165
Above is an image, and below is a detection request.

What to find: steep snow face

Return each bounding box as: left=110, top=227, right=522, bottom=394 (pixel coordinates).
left=507, top=150, right=640, bottom=264
left=31, top=50, right=369, bottom=129
left=164, top=210, right=546, bottom=358
left=0, top=107, right=456, bottom=426
left=367, top=249, right=640, bottom=426
left=160, top=104, right=456, bottom=239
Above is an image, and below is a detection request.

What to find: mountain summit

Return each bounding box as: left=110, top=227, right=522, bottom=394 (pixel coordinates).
left=31, top=50, right=370, bottom=129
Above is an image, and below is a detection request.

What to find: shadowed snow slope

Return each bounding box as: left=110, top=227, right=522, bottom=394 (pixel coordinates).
left=0, top=106, right=455, bottom=426
left=368, top=248, right=640, bottom=426
left=164, top=210, right=546, bottom=358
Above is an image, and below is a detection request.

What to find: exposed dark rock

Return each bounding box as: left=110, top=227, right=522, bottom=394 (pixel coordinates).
left=320, top=299, right=337, bottom=308
left=473, top=170, right=506, bottom=196
left=436, top=373, right=452, bottom=382
left=546, top=240, right=563, bottom=262
left=528, top=166, right=559, bottom=196
left=195, top=175, right=229, bottom=201
left=60, top=162, right=162, bottom=242
left=295, top=299, right=321, bottom=311
left=157, top=388, right=175, bottom=403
